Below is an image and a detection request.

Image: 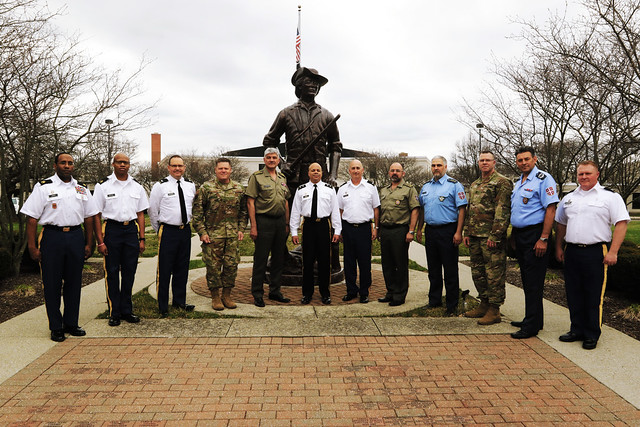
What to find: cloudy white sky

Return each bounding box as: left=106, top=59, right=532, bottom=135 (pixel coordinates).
left=47, top=0, right=573, bottom=162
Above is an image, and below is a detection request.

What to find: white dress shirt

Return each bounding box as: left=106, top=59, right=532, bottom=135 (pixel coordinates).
left=555, top=183, right=630, bottom=245
left=290, top=181, right=342, bottom=237
left=149, top=175, right=196, bottom=231
left=20, top=174, right=98, bottom=226
left=337, top=179, right=380, bottom=224
left=94, top=173, right=149, bottom=222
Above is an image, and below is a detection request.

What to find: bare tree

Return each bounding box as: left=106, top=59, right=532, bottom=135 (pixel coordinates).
left=345, top=151, right=430, bottom=190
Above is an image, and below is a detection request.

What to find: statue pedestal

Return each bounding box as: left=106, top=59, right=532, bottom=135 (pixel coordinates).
left=266, top=244, right=344, bottom=286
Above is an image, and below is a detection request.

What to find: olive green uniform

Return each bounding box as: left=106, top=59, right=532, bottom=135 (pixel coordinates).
left=463, top=171, right=513, bottom=305
left=192, top=179, right=247, bottom=290
left=246, top=168, right=290, bottom=298
left=379, top=179, right=420, bottom=303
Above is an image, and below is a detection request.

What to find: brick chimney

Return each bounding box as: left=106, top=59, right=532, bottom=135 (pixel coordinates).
left=151, top=133, right=161, bottom=174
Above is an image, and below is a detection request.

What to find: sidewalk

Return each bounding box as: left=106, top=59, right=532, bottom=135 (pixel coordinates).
left=0, top=237, right=639, bottom=424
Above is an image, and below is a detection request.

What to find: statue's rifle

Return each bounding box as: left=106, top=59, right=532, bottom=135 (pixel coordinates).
left=281, top=114, right=340, bottom=179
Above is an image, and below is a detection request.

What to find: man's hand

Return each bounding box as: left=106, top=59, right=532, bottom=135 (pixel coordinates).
left=200, top=234, right=211, bottom=244
left=371, top=228, right=377, bottom=241
left=292, top=235, right=299, bottom=245
left=486, top=239, right=497, bottom=249
left=415, top=231, right=422, bottom=244
left=453, top=231, right=462, bottom=246
left=97, top=243, right=108, bottom=256
left=555, top=247, right=564, bottom=263
left=84, top=245, right=92, bottom=260
left=603, top=252, right=618, bottom=266
left=405, top=232, right=414, bottom=243
left=250, top=226, right=258, bottom=241
left=534, top=239, right=547, bottom=257
left=238, top=231, right=244, bottom=241
left=332, top=234, right=340, bottom=243
left=139, top=241, right=145, bottom=254
left=28, top=247, right=41, bottom=262
left=463, top=236, right=470, bottom=247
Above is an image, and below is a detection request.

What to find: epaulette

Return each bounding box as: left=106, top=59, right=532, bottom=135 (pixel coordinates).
left=76, top=181, right=88, bottom=188
left=159, top=178, right=169, bottom=183
left=98, top=176, right=109, bottom=184
left=447, top=178, right=458, bottom=183
left=324, top=183, right=332, bottom=188
left=39, top=178, right=53, bottom=185
left=133, top=178, right=141, bottom=184
left=297, top=183, right=306, bottom=190
left=339, top=182, right=347, bottom=187
left=603, top=187, right=614, bottom=192
left=536, top=171, right=546, bottom=180
left=184, top=178, right=193, bottom=183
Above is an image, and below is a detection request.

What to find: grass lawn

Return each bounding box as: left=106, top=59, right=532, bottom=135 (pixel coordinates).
left=624, top=220, right=640, bottom=245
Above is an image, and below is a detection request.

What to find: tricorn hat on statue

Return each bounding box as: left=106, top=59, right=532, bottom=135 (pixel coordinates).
left=291, top=67, right=328, bottom=87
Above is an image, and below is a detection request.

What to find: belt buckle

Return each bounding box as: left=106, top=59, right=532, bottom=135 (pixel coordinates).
left=123, top=221, right=130, bottom=226
left=315, top=218, right=321, bottom=222
left=179, top=225, right=185, bottom=229
left=62, top=227, right=70, bottom=232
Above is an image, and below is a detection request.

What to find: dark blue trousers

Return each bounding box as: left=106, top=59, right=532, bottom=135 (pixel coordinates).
left=40, top=227, right=84, bottom=331
left=342, top=221, right=372, bottom=298
left=513, top=224, right=548, bottom=333
left=425, top=222, right=460, bottom=312
left=104, top=221, right=140, bottom=319
left=156, top=224, right=191, bottom=312
left=564, top=243, right=608, bottom=341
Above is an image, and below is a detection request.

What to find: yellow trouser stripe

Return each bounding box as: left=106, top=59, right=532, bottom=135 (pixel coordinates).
left=599, top=244, right=609, bottom=328
left=102, top=221, right=113, bottom=316
left=155, top=225, right=164, bottom=298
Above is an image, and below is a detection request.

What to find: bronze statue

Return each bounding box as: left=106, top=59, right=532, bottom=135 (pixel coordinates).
left=263, top=67, right=342, bottom=193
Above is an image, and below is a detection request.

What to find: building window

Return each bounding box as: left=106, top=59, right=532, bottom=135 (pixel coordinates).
left=632, top=193, right=640, bottom=210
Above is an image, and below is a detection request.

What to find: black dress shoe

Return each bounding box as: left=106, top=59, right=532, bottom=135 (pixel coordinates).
left=359, top=296, right=369, bottom=304
left=50, top=329, right=66, bottom=342
left=321, top=296, right=332, bottom=305
left=254, top=297, right=265, bottom=307
left=121, top=314, right=140, bottom=323
left=268, top=294, right=291, bottom=303
left=64, top=326, right=86, bottom=336
left=378, top=296, right=392, bottom=303
left=160, top=311, right=169, bottom=318
left=389, top=300, right=405, bottom=307
left=427, top=302, right=443, bottom=308
left=510, top=320, right=524, bottom=328
left=108, top=317, right=121, bottom=327
left=510, top=329, right=538, bottom=339
left=342, top=294, right=358, bottom=302
left=559, top=331, right=583, bottom=342
left=445, top=309, right=457, bottom=317
left=582, top=339, right=598, bottom=350
left=172, top=303, right=195, bottom=312
left=301, top=296, right=312, bottom=305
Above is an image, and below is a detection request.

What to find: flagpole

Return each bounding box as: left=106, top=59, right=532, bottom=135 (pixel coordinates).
left=296, top=5, right=301, bottom=69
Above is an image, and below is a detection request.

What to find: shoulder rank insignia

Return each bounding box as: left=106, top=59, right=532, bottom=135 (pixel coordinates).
left=297, top=184, right=306, bottom=190
left=324, top=183, right=332, bottom=188
left=604, top=187, right=614, bottom=192
left=39, top=178, right=53, bottom=185
left=536, top=171, right=546, bottom=180
left=447, top=178, right=458, bottom=183
left=184, top=178, right=192, bottom=183
left=159, top=178, right=169, bottom=183
left=339, top=182, right=347, bottom=187
left=98, top=176, right=109, bottom=184
left=76, top=181, right=88, bottom=188
left=133, top=178, right=141, bottom=184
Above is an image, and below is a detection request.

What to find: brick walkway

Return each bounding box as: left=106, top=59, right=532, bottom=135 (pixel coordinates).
left=1, top=335, right=639, bottom=425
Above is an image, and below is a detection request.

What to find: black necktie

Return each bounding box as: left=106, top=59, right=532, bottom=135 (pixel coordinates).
left=177, top=180, right=188, bottom=225
left=311, top=184, right=318, bottom=220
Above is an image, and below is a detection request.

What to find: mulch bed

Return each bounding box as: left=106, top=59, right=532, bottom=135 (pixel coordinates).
left=462, top=259, right=640, bottom=341
left=0, top=261, right=104, bottom=324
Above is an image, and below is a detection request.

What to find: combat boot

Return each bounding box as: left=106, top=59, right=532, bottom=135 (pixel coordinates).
left=221, top=287, right=237, bottom=309
left=464, top=298, right=489, bottom=318
left=211, top=288, right=224, bottom=311
left=477, top=304, right=501, bottom=325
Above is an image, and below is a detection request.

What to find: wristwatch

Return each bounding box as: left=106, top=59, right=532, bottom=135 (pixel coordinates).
left=409, top=231, right=415, bottom=235
left=539, top=237, right=548, bottom=242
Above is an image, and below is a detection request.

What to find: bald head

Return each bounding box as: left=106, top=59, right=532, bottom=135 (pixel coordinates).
left=308, top=162, right=323, bottom=184
left=348, top=160, right=364, bottom=183
left=388, top=162, right=405, bottom=183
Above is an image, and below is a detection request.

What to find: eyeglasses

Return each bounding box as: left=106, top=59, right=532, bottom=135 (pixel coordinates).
left=169, top=164, right=185, bottom=168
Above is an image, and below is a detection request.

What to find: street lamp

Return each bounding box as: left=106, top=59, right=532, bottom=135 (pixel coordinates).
left=105, top=119, right=114, bottom=166
left=476, top=123, right=484, bottom=152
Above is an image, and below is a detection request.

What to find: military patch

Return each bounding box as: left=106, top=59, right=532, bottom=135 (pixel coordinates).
left=458, top=191, right=465, bottom=200
left=545, top=186, right=555, bottom=196
left=536, top=171, right=546, bottom=180
left=523, top=197, right=529, bottom=204
left=52, top=203, right=57, bottom=209
left=439, top=196, right=445, bottom=202
left=184, top=178, right=193, bottom=182
left=75, top=185, right=87, bottom=195
left=98, top=176, right=109, bottom=184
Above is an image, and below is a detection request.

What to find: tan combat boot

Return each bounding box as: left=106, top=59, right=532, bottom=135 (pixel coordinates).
left=477, top=304, right=501, bottom=325
left=221, top=287, right=237, bottom=309
left=464, top=298, right=489, bottom=318
left=211, top=288, right=224, bottom=311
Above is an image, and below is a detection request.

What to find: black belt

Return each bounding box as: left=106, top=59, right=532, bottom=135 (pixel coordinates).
left=43, top=224, right=82, bottom=232
left=106, top=219, right=136, bottom=226
left=380, top=223, right=408, bottom=229
left=160, top=223, right=190, bottom=229
left=512, top=223, right=543, bottom=231
left=426, top=221, right=456, bottom=229
left=305, top=217, right=329, bottom=223
left=566, top=242, right=608, bottom=248
left=343, top=221, right=370, bottom=227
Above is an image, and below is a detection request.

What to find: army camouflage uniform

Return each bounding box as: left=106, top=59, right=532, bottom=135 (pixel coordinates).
left=192, top=179, right=248, bottom=290
left=463, top=171, right=513, bottom=305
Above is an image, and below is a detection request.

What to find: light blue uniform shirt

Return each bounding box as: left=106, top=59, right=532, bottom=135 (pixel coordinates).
left=510, top=165, right=559, bottom=228
left=419, top=174, right=467, bottom=226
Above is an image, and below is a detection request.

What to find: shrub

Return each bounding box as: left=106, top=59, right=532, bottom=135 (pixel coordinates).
left=0, top=246, right=11, bottom=279
left=607, top=240, right=640, bottom=300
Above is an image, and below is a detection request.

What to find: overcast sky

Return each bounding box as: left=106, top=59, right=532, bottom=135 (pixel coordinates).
left=46, top=0, right=573, bottom=162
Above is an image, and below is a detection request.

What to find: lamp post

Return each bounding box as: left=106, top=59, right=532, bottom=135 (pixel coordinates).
left=105, top=119, right=114, bottom=166
left=476, top=123, right=484, bottom=152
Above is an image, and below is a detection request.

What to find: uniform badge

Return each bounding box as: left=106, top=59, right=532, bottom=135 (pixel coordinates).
left=439, top=196, right=445, bottom=202
left=395, top=200, right=401, bottom=205
left=523, top=197, right=529, bottom=204
left=75, top=185, right=87, bottom=195
left=545, top=187, right=555, bottom=196
left=52, top=203, right=57, bottom=209
left=564, top=199, right=573, bottom=206
left=458, top=192, right=465, bottom=200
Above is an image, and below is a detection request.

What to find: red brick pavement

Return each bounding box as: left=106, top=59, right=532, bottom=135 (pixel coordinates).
left=192, top=268, right=389, bottom=306
left=1, top=335, right=639, bottom=425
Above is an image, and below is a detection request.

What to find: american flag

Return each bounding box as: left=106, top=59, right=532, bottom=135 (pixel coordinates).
left=295, top=27, right=301, bottom=66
